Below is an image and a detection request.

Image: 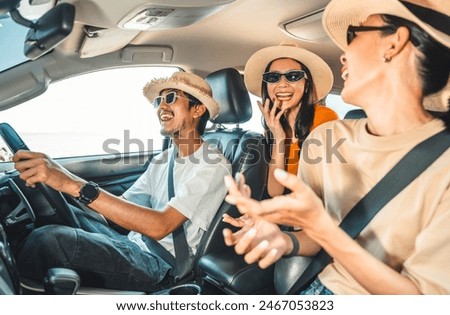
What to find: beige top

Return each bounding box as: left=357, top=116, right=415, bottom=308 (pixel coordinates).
left=300, top=118, right=450, bottom=294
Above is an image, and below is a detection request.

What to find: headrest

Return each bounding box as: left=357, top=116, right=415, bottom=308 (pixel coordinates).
left=344, top=109, right=366, bottom=119
left=206, top=68, right=252, bottom=124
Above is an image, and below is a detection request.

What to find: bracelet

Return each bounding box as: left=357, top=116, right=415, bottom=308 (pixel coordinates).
left=283, top=232, right=300, bottom=258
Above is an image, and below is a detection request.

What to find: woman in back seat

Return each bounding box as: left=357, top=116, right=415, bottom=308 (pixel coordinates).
left=244, top=43, right=338, bottom=197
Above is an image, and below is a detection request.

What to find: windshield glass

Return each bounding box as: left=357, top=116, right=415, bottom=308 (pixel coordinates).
left=0, top=1, right=53, bottom=72
left=0, top=14, right=29, bottom=72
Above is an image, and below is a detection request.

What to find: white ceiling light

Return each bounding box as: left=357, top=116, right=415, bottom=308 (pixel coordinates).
left=118, top=1, right=235, bottom=31
left=122, top=8, right=175, bottom=30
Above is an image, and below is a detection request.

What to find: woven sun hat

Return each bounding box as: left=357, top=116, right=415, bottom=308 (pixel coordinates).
left=322, top=0, right=450, bottom=111
left=143, top=71, right=220, bottom=119
left=243, top=42, right=333, bottom=102
left=322, top=0, right=450, bottom=51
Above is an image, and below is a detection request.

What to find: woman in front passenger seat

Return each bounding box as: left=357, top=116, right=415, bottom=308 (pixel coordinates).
left=244, top=43, right=338, bottom=197
left=223, top=0, right=450, bottom=294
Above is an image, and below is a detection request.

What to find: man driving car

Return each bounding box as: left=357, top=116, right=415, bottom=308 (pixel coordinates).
left=12, top=71, right=231, bottom=292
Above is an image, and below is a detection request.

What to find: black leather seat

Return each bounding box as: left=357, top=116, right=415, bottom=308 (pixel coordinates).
left=196, top=68, right=275, bottom=294
left=344, top=109, right=366, bottom=119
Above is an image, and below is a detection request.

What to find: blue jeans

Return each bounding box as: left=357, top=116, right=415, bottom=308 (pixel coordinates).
left=300, top=278, right=334, bottom=295
left=16, top=206, right=172, bottom=292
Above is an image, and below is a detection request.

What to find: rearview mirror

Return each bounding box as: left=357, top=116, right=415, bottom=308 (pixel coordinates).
left=0, top=0, right=19, bottom=14
left=24, top=3, right=75, bottom=60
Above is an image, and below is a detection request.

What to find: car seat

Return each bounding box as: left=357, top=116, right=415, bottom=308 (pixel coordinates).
left=195, top=68, right=275, bottom=294
left=344, top=109, right=366, bottom=119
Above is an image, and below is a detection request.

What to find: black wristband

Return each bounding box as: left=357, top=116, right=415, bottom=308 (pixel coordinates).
left=283, top=232, right=300, bottom=258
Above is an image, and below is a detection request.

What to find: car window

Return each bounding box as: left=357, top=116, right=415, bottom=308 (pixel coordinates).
left=0, top=16, right=29, bottom=73
left=0, top=66, right=355, bottom=161
left=238, top=94, right=265, bottom=134
left=325, top=94, right=360, bottom=118
left=0, top=67, right=179, bottom=159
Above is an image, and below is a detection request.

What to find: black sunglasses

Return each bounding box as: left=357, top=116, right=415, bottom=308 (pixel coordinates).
left=262, top=70, right=308, bottom=84
left=346, top=25, right=398, bottom=45
left=153, top=91, right=190, bottom=109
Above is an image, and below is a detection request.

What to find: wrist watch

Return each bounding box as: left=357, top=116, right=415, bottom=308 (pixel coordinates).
left=77, top=181, right=100, bottom=205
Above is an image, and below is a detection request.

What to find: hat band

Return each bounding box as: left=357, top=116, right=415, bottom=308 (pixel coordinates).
left=400, top=1, right=450, bottom=36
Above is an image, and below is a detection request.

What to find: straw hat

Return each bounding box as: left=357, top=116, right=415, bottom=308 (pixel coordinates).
left=322, top=0, right=450, bottom=111
left=143, top=72, right=220, bottom=119
left=323, top=0, right=450, bottom=51
left=244, top=43, right=333, bottom=102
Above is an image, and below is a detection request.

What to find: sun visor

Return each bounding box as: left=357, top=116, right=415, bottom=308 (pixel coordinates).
left=0, top=64, right=52, bottom=111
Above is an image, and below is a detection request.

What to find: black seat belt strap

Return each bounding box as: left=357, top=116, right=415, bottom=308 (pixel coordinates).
left=168, top=147, right=192, bottom=281
left=141, top=147, right=192, bottom=280
left=287, top=129, right=450, bottom=294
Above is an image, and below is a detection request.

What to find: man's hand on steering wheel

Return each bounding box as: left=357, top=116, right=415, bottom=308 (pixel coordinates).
left=13, top=150, right=84, bottom=198
left=0, top=123, right=81, bottom=227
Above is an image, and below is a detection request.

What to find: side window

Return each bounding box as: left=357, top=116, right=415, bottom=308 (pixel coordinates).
left=240, top=94, right=265, bottom=134
left=325, top=94, right=360, bottom=119
left=0, top=137, right=14, bottom=162
left=0, top=67, right=179, bottom=159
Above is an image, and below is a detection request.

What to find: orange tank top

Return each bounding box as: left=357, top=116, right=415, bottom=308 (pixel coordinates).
left=286, top=105, right=338, bottom=175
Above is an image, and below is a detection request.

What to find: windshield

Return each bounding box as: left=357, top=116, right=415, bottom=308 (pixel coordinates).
left=0, top=1, right=54, bottom=72
left=0, top=14, right=29, bottom=72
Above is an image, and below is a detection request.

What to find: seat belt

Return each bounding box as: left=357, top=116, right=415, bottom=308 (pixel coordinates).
left=287, top=129, right=450, bottom=294
left=168, top=147, right=193, bottom=281
left=141, top=147, right=192, bottom=281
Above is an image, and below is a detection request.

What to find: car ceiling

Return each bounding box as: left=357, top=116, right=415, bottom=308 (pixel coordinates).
left=0, top=0, right=345, bottom=110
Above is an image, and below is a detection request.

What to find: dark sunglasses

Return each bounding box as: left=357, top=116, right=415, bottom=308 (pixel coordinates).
left=153, top=91, right=190, bottom=109
left=262, top=70, right=308, bottom=84
left=346, top=25, right=398, bottom=45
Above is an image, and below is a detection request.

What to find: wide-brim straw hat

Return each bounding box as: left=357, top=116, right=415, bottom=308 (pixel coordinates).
left=143, top=72, right=220, bottom=119
left=322, top=0, right=450, bottom=111
left=244, top=43, right=333, bottom=102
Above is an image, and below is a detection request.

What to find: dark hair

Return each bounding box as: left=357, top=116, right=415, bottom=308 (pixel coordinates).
left=187, top=93, right=210, bottom=135
left=381, top=14, right=450, bottom=128
left=261, top=58, right=316, bottom=147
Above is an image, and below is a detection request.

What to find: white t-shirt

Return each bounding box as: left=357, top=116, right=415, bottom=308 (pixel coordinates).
left=123, top=142, right=231, bottom=257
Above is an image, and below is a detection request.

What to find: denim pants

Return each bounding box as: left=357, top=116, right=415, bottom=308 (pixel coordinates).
left=16, top=206, right=172, bottom=292
left=300, top=278, right=334, bottom=295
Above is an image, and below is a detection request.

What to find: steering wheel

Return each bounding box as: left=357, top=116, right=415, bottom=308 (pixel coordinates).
left=0, top=122, right=81, bottom=228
